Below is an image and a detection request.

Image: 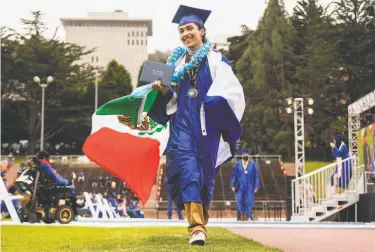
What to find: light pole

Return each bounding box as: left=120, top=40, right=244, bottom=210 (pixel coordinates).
left=95, top=70, right=99, bottom=111
left=286, top=97, right=314, bottom=177
left=286, top=97, right=314, bottom=213
left=34, top=76, right=54, bottom=151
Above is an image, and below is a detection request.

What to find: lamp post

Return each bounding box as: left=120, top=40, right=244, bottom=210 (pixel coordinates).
left=286, top=97, right=314, bottom=214
left=34, top=76, right=54, bottom=151
left=95, top=70, right=99, bottom=111
left=286, top=97, right=314, bottom=177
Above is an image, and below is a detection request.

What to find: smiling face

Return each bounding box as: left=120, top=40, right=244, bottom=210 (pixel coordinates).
left=178, top=23, right=205, bottom=48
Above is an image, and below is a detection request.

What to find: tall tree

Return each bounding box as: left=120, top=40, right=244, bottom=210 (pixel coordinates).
left=98, top=59, right=132, bottom=106
left=236, top=0, right=297, bottom=159
left=1, top=11, right=95, bottom=154
left=334, top=0, right=375, bottom=103
left=292, top=0, right=345, bottom=156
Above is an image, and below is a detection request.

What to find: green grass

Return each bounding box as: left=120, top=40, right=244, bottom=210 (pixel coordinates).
left=1, top=226, right=281, bottom=252
left=305, top=161, right=331, bottom=174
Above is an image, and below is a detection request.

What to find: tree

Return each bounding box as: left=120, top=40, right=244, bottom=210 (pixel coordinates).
left=1, top=11, right=96, bottom=154
left=236, top=0, right=297, bottom=159
left=334, top=0, right=375, bottom=102
left=225, top=25, right=254, bottom=74
left=137, top=62, right=146, bottom=87
left=148, top=50, right=170, bottom=63
left=292, top=0, right=346, bottom=156
left=98, top=60, right=132, bottom=106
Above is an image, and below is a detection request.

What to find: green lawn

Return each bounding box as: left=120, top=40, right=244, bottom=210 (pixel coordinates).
left=305, top=161, right=331, bottom=174
left=1, top=226, right=281, bottom=252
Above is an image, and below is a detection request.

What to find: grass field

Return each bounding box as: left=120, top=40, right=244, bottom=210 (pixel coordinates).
left=1, top=226, right=281, bottom=252
left=305, top=162, right=331, bottom=174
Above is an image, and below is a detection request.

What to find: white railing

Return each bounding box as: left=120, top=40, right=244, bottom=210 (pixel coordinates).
left=364, top=171, right=375, bottom=193
left=292, top=155, right=362, bottom=216
left=233, top=155, right=282, bottom=164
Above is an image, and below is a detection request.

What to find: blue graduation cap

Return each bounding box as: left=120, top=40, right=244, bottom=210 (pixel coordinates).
left=172, top=5, right=212, bottom=27
left=334, top=135, right=342, bottom=142
left=241, top=149, right=252, bottom=155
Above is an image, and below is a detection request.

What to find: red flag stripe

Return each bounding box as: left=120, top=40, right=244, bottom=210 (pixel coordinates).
left=82, top=127, right=160, bottom=206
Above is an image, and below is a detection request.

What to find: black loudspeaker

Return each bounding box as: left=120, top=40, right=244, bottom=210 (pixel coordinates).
left=285, top=176, right=296, bottom=221
left=358, top=193, right=375, bottom=223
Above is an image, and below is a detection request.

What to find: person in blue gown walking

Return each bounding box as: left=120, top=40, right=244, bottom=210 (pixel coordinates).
left=230, top=149, right=259, bottom=221
left=147, top=5, right=245, bottom=245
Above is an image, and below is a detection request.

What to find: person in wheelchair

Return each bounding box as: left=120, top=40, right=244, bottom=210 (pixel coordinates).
left=36, top=151, right=79, bottom=217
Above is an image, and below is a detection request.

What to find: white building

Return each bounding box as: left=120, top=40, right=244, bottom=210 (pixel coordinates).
left=60, top=10, right=152, bottom=88
left=212, top=34, right=230, bottom=51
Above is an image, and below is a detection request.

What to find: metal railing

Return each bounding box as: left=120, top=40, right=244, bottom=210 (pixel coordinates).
left=364, top=171, right=375, bottom=193
left=291, top=155, right=362, bottom=216
left=154, top=200, right=286, bottom=221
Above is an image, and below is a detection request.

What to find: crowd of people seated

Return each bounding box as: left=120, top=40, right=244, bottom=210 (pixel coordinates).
left=0, top=152, right=145, bottom=220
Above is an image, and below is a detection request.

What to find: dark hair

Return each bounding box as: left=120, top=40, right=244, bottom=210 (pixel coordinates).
left=37, top=151, right=50, bottom=160
left=194, top=23, right=207, bottom=43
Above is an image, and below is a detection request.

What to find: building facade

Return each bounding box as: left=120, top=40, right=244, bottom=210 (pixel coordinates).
left=61, top=11, right=152, bottom=89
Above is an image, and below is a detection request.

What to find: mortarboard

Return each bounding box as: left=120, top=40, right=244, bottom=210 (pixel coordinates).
left=334, top=135, right=342, bottom=142
left=172, top=5, right=212, bottom=27
left=241, top=149, right=252, bottom=155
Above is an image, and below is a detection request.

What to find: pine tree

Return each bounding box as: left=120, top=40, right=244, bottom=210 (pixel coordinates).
left=237, top=0, right=297, bottom=158
left=99, top=60, right=133, bottom=106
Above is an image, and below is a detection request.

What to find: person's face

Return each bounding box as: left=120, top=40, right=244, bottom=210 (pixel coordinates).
left=242, top=154, right=250, bottom=160
left=179, top=23, right=204, bottom=48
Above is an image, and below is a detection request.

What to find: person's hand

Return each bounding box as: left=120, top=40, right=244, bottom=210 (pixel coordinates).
left=232, top=187, right=236, bottom=192
left=254, top=189, right=258, bottom=193
left=330, top=142, right=335, bottom=148
left=151, top=80, right=169, bottom=95
left=151, top=80, right=163, bottom=91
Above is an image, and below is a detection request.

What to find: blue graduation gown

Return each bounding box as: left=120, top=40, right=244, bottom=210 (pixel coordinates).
left=148, top=54, right=234, bottom=210
left=230, top=160, right=259, bottom=219
left=330, top=142, right=352, bottom=188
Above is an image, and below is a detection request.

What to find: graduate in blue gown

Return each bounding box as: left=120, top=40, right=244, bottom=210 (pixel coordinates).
left=147, top=5, right=245, bottom=246
left=230, top=149, right=259, bottom=221
left=330, top=135, right=352, bottom=191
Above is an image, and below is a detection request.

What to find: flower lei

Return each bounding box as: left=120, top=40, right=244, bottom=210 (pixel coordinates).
left=166, top=41, right=211, bottom=84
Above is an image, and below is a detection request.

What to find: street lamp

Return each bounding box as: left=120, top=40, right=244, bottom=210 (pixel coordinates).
left=285, top=97, right=314, bottom=177
left=286, top=97, right=314, bottom=215
left=34, top=76, right=54, bottom=151
left=94, top=70, right=99, bottom=111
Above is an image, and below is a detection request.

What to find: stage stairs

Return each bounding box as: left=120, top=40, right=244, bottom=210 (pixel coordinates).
left=290, top=155, right=365, bottom=222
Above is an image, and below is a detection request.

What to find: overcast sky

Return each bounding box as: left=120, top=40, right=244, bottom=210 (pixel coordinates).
left=0, top=0, right=331, bottom=53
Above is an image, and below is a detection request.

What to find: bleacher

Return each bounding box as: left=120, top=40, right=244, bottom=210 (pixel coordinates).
left=53, top=164, right=125, bottom=196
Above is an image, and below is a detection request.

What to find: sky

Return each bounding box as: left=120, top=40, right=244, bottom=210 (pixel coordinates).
left=0, top=0, right=331, bottom=53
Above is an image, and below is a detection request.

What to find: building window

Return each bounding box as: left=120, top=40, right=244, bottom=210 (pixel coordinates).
left=137, top=31, right=139, bottom=37
left=96, top=56, right=98, bottom=63
left=132, top=40, right=134, bottom=45
left=92, top=56, right=94, bottom=62
left=141, top=40, right=143, bottom=46
left=128, top=32, right=130, bottom=37
left=132, top=31, right=134, bottom=36
left=145, top=40, right=147, bottom=46
left=136, top=40, right=138, bottom=45
left=128, top=40, right=130, bottom=45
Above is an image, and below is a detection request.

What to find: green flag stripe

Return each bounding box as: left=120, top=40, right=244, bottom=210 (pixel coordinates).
left=95, top=90, right=159, bottom=126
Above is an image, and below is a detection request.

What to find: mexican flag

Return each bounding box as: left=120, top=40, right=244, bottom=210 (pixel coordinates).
left=82, top=85, right=169, bottom=206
